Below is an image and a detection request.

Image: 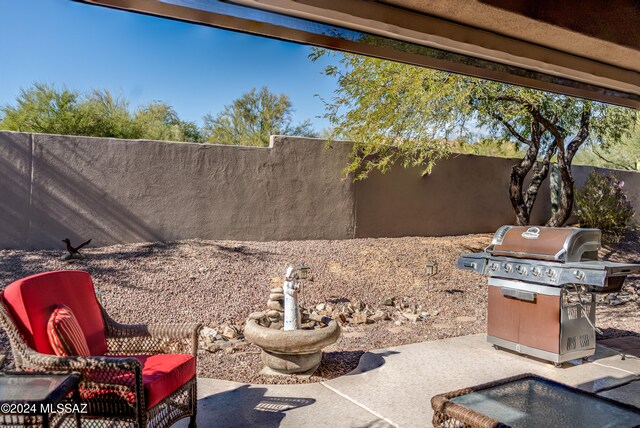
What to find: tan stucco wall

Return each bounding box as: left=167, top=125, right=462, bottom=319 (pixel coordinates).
left=2, top=131, right=639, bottom=249
left=0, top=132, right=354, bottom=249
left=353, top=154, right=553, bottom=237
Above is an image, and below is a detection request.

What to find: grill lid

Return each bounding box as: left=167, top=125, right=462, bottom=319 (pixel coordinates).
left=487, top=226, right=601, bottom=263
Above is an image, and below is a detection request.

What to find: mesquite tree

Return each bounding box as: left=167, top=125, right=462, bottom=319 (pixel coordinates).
left=311, top=49, right=637, bottom=226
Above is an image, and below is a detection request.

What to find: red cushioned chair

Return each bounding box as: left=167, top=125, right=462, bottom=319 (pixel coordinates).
left=0, top=270, right=201, bottom=428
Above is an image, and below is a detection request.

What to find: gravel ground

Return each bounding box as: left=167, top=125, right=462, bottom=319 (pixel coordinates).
left=1, top=233, right=638, bottom=384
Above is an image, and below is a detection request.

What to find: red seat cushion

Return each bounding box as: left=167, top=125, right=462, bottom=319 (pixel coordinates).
left=103, top=354, right=195, bottom=409
left=47, top=305, right=91, bottom=356
left=2, top=271, right=107, bottom=355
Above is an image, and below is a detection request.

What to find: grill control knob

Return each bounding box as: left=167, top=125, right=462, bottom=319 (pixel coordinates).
left=490, top=263, right=499, bottom=272
left=573, top=270, right=585, bottom=280
left=531, top=267, right=541, bottom=277
left=503, top=264, right=513, bottom=273
left=516, top=265, right=526, bottom=275
left=546, top=268, right=556, bottom=279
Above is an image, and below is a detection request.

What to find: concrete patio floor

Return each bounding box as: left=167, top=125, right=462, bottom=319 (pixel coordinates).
left=175, top=334, right=640, bottom=428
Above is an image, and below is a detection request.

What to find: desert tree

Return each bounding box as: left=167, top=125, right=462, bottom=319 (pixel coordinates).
left=311, top=49, right=637, bottom=226
left=202, top=86, right=317, bottom=147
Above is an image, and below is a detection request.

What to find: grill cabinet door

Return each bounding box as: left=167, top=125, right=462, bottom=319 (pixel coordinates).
left=518, top=294, right=560, bottom=353
left=487, top=286, right=519, bottom=344
left=487, top=285, right=560, bottom=354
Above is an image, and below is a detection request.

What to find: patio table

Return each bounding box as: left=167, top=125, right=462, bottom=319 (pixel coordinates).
left=431, top=373, right=640, bottom=428
left=0, top=372, right=82, bottom=428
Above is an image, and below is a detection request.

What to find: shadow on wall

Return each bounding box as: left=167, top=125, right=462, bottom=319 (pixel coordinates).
left=0, top=132, right=356, bottom=249
left=0, top=132, right=163, bottom=249
left=0, top=133, right=31, bottom=248
left=28, top=137, right=163, bottom=248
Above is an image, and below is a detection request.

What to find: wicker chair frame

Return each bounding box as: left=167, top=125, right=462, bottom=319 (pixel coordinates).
left=0, top=296, right=202, bottom=428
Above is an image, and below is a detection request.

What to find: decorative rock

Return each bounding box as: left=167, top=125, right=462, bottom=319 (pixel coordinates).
left=233, top=341, right=249, bottom=352
left=351, top=313, right=369, bottom=324
left=200, top=327, right=218, bottom=343
left=270, top=287, right=284, bottom=294
left=270, top=322, right=284, bottom=330
left=307, top=313, right=330, bottom=325
left=316, top=303, right=326, bottom=311
left=267, top=300, right=285, bottom=311
left=382, top=297, right=395, bottom=306
left=419, top=311, right=430, bottom=319
left=222, top=325, right=240, bottom=339
left=370, top=310, right=390, bottom=322
left=267, top=310, right=281, bottom=318
left=402, top=313, right=420, bottom=323
left=269, top=293, right=285, bottom=301
left=203, top=344, right=221, bottom=353
left=267, top=315, right=281, bottom=324
left=336, top=313, right=347, bottom=325
left=249, top=312, right=266, bottom=320
left=258, top=319, right=271, bottom=328
left=394, top=320, right=403, bottom=326
left=405, top=304, right=419, bottom=314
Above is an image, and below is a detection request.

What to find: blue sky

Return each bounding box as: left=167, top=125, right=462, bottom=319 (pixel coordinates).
left=0, top=0, right=338, bottom=130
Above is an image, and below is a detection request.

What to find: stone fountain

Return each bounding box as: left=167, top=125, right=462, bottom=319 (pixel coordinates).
left=244, top=265, right=341, bottom=375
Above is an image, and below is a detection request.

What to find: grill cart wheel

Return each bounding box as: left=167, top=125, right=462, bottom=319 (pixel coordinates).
left=553, top=362, right=563, bottom=368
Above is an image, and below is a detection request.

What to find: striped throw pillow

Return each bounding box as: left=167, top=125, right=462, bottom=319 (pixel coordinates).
left=47, top=305, right=91, bottom=357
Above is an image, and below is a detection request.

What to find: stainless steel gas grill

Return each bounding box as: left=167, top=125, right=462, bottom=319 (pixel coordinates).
left=457, top=226, right=640, bottom=365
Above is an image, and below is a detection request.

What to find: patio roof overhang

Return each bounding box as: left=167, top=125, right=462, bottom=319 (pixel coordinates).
left=77, top=0, right=639, bottom=109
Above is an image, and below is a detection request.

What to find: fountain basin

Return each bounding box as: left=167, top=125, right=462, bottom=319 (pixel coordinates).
left=244, top=319, right=341, bottom=375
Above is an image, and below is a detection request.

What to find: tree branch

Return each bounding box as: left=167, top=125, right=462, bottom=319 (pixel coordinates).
left=566, top=104, right=591, bottom=163
left=491, top=113, right=531, bottom=147
left=530, top=109, right=564, bottom=140
left=591, top=146, right=636, bottom=171
left=524, top=142, right=557, bottom=211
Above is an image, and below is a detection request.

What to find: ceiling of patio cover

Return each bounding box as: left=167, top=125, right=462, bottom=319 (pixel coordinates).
left=77, top=0, right=640, bottom=109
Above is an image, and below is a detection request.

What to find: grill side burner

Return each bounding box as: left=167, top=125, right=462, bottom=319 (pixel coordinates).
left=458, top=225, right=639, bottom=365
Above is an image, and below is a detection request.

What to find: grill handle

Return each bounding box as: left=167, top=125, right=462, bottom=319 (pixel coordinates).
left=501, top=287, right=536, bottom=302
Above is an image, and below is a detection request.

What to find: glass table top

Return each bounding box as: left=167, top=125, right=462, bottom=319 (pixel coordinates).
left=0, top=374, right=76, bottom=402
left=451, top=378, right=640, bottom=428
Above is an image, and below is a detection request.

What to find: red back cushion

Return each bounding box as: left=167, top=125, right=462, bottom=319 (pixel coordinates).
left=48, top=305, right=91, bottom=357
left=2, top=270, right=107, bottom=355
